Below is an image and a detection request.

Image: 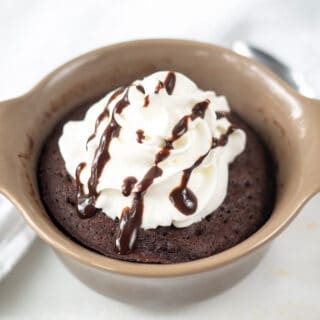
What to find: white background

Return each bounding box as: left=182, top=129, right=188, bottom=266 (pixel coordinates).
left=0, top=0, right=320, bottom=319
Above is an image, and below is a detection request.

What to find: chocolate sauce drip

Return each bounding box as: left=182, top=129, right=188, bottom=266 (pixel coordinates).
left=172, top=116, right=189, bottom=139
left=114, top=89, right=130, bottom=114
left=154, top=81, right=164, bottom=93
left=115, top=195, right=143, bottom=255
left=169, top=155, right=207, bottom=215
left=135, top=166, right=163, bottom=193
left=76, top=77, right=234, bottom=254
left=170, top=124, right=235, bottom=215
left=136, top=85, right=145, bottom=94
left=216, top=111, right=227, bottom=120
left=116, top=166, right=163, bottom=254
left=164, top=71, right=176, bottom=95
left=76, top=162, right=97, bottom=218
left=76, top=87, right=130, bottom=218
left=136, top=129, right=145, bottom=144
left=154, top=100, right=210, bottom=164
left=122, top=176, right=138, bottom=196
left=155, top=147, right=171, bottom=164
left=212, top=126, right=234, bottom=148
left=143, top=95, right=150, bottom=107
left=190, top=100, right=210, bottom=120
left=86, top=87, right=125, bottom=146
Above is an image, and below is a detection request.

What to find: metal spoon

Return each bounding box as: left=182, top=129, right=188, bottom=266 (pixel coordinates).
left=232, top=41, right=316, bottom=98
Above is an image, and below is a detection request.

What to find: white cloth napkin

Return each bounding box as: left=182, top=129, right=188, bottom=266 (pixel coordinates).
left=0, top=0, right=319, bottom=282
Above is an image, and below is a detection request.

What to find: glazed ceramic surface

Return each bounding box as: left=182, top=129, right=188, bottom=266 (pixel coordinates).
left=0, top=40, right=319, bottom=304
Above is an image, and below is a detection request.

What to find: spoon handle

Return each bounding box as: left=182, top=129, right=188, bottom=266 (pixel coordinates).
left=233, top=41, right=316, bottom=98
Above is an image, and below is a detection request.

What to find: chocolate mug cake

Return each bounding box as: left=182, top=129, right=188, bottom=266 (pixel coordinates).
left=38, top=71, right=275, bottom=263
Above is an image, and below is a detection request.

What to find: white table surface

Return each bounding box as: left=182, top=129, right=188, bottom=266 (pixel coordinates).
left=1, top=0, right=319, bottom=319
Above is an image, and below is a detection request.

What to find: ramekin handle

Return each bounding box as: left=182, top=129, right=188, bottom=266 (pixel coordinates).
left=0, top=97, right=27, bottom=196
left=302, top=97, right=320, bottom=194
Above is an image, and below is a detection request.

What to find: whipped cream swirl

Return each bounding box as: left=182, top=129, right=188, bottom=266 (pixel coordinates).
left=59, top=71, right=246, bottom=254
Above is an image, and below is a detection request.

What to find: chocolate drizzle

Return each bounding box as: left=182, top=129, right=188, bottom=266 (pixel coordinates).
left=164, top=71, right=176, bottom=95
left=86, top=87, right=125, bottom=147
left=155, top=100, right=210, bottom=164
left=76, top=162, right=97, bottom=218
left=191, top=100, right=210, bottom=120
left=216, top=111, right=227, bottom=120
left=116, top=166, right=163, bottom=254
left=170, top=125, right=235, bottom=215
left=76, top=87, right=130, bottom=218
left=154, top=81, right=164, bottom=94
left=136, top=129, right=145, bottom=144
left=135, top=166, right=163, bottom=193
left=122, top=176, right=138, bottom=196
left=154, top=71, right=176, bottom=95
left=169, top=155, right=206, bottom=215
left=143, top=95, right=150, bottom=107
left=74, top=71, right=236, bottom=255
left=136, top=85, right=145, bottom=94
left=212, top=126, right=234, bottom=148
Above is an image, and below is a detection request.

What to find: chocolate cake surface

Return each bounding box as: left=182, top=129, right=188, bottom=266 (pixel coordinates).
left=38, top=101, right=275, bottom=264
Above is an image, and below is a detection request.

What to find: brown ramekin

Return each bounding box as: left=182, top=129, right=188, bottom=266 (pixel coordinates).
left=0, top=40, right=319, bottom=305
